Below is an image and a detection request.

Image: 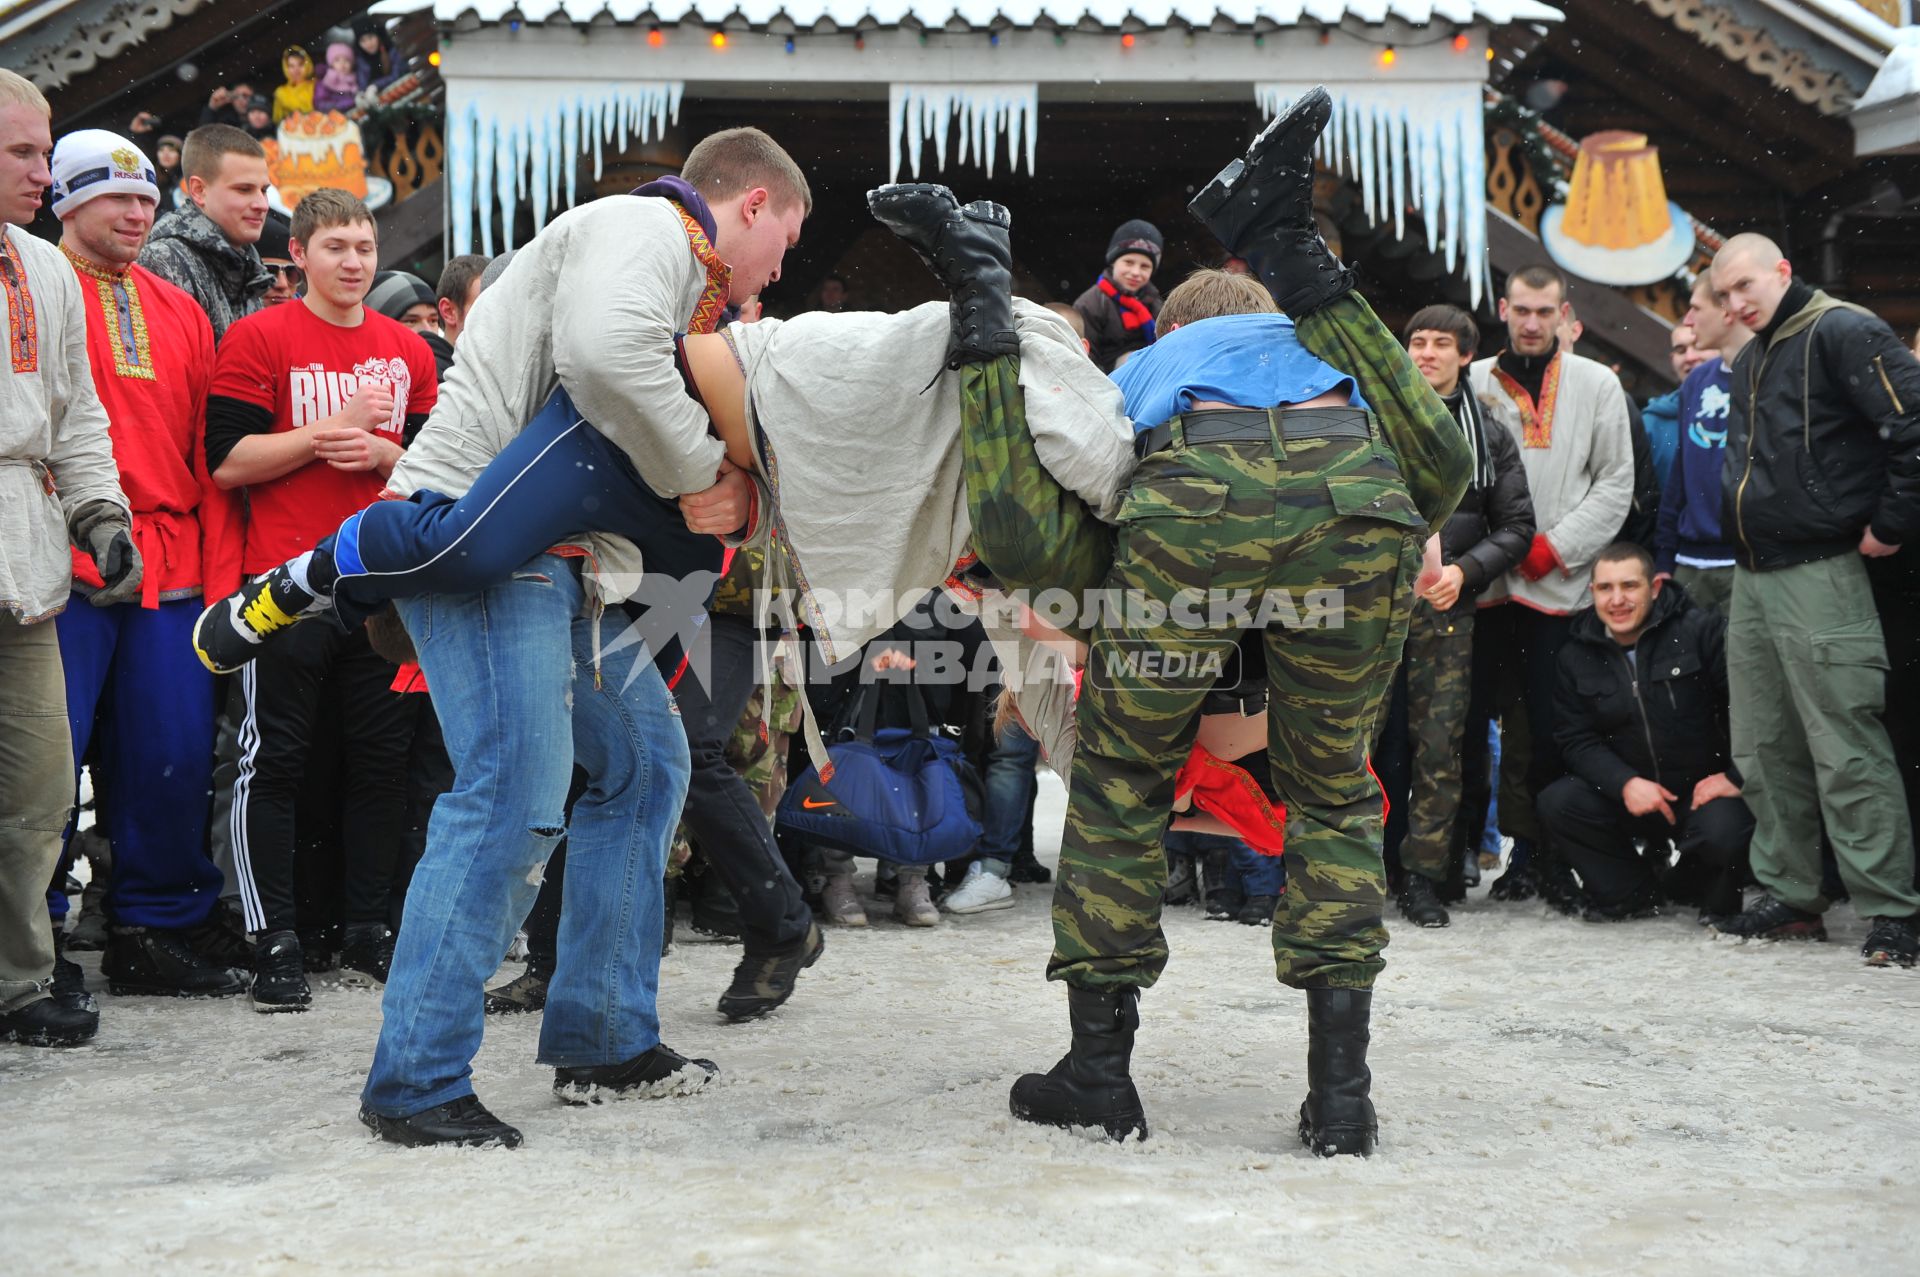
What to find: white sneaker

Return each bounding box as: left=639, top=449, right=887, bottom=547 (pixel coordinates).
left=943, top=863, right=1015, bottom=914
left=893, top=872, right=941, bottom=927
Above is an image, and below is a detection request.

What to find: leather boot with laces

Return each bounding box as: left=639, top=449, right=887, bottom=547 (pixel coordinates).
left=1009, top=986, right=1150, bottom=1142
left=1186, top=86, right=1356, bottom=317
left=103, top=926, right=247, bottom=997
left=867, top=184, right=1019, bottom=367
left=1298, top=988, right=1377, bottom=1157
left=1398, top=874, right=1451, bottom=928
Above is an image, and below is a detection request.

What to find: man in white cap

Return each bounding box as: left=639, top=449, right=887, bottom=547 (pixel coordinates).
left=47, top=127, right=250, bottom=999
left=0, top=72, right=138, bottom=1048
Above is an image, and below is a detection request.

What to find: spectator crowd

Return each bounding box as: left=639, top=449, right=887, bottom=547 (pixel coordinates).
left=3, top=50, right=1918, bottom=1075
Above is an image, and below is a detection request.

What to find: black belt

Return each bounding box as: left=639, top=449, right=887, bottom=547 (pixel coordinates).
left=1135, top=406, right=1371, bottom=459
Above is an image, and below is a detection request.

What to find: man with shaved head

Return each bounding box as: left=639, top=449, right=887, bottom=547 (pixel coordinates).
left=1707, top=232, right=1920, bottom=967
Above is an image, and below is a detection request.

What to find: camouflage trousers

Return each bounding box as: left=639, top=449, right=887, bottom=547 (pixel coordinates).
left=1050, top=429, right=1423, bottom=992
left=1400, top=600, right=1476, bottom=883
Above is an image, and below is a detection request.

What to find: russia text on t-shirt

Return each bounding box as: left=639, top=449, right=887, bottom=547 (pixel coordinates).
left=211, top=301, right=437, bottom=573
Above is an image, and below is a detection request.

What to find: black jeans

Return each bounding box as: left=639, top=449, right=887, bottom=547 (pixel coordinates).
left=673, top=614, right=812, bottom=949
left=232, top=618, right=413, bottom=935
left=1470, top=604, right=1576, bottom=845
left=1538, top=775, right=1754, bottom=914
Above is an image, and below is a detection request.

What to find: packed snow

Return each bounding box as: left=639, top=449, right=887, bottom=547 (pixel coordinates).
left=5, top=773, right=1917, bottom=1276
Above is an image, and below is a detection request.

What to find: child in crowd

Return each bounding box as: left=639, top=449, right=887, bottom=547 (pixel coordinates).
left=1072, top=218, right=1163, bottom=373
left=313, top=44, right=362, bottom=113
left=272, top=46, right=314, bottom=122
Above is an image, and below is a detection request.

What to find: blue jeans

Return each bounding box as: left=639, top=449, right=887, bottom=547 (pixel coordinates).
left=1165, top=829, right=1285, bottom=896
left=976, top=720, right=1040, bottom=873
left=361, top=556, right=690, bottom=1117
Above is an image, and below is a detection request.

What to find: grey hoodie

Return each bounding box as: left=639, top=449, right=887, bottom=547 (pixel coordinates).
left=137, top=202, right=270, bottom=342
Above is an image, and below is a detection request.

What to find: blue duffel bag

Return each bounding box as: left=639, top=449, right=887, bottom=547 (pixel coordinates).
left=775, top=682, right=984, bottom=867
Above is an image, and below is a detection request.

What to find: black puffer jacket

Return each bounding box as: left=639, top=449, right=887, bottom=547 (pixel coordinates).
left=1437, top=387, right=1534, bottom=602
left=1553, top=581, right=1735, bottom=796
left=1723, top=282, right=1920, bottom=570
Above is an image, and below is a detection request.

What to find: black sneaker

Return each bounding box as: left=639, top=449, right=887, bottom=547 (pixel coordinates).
left=359, top=1096, right=522, bottom=1149
left=0, top=996, right=97, bottom=1047
left=1238, top=894, right=1278, bottom=927
left=51, top=930, right=97, bottom=1014
left=1711, top=893, right=1827, bottom=942
left=718, top=923, right=824, bottom=1022
left=1205, top=890, right=1244, bottom=922
left=182, top=899, right=255, bottom=972
left=553, top=1045, right=719, bottom=1105
left=192, top=562, right=328, bottom=675
left=1488, top=860, right=1538, bottom=903
left=1535, top=854, right=1587, bottom=917
left=338, top=923, right=395, bottom=988
left=251, top=930, right=312, bottom=1013
left=1008, top=846, right=1052, bottom=884
left=1398, top=874, right=1451, bottom=928
left=483, top=969, right=549, bottom=1015
left=103, top=927, right=248, bottom=997
left=1862, top=916, right=1919, bottom=969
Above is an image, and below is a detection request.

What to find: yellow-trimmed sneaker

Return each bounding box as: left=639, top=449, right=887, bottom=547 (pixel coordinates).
left=192, top=564, right=325, bottom=674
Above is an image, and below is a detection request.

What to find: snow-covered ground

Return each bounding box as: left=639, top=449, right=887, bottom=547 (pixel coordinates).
left=5, top=774, right=1918, bottom=1276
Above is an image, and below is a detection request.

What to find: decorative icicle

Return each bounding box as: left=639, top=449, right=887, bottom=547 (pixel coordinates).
left=1256, top=82, right=1491, bottom=308
left=443, top=80, right=684, bottom=256
left=888, top=84, right=1039, bottom=182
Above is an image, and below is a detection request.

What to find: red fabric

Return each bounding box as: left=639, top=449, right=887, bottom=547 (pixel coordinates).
left=1096, top=274, right=1155, bottom=332
left=390, top=662, right=428, bottom=695
left=1174, top=744, right=1288, bottom=856
left=212, top=301, right=438, bottom=573
left=1517, top=533, right=1560, bottom=582
left=65, top=260, right=241, bottom=607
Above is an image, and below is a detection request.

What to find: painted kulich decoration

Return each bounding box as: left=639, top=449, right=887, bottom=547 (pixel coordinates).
left=1540, top=129, right=1695, bottom=288
left=265, top=111, right=369, bottom=207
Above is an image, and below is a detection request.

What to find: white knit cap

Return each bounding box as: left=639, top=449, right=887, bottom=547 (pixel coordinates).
left=51, top=129, right=160, bottom=219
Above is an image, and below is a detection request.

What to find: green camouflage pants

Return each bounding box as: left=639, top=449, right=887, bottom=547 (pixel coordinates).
left=1400, top=599, right=1475, bottom=883
left=959, top=358, right=1115, bottom=633
left=1049, top=429, right=1424, bottom=992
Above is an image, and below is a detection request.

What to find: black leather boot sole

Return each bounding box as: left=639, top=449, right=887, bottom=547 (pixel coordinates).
left=1187, top=86, right=1334, bottom=253
left=359, top=1096, right=523, bottom=1149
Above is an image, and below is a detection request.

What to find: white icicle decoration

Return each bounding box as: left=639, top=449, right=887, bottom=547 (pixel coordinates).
left=443, top=79, right=685, bottom=256
left=888, top=84, right=1039, bottom=182
left=1256, top=82, right=1491, bottom=308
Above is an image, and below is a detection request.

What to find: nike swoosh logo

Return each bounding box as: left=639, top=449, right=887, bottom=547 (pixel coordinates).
left=801, top=798, right=836, bottom=810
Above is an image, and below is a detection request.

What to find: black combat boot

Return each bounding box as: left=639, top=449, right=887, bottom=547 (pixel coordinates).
left=1008, top=986, right=1149, bottom=1142
left=718, top=922, right=824, bottom=1022
left=1298, top=987, right=1377, bottom=1157
left=1187, top=85, right=1355, bottom=317
left=1398, top=874, right=1451, bottom=928
left=867, top=183, right=1019, bottom=367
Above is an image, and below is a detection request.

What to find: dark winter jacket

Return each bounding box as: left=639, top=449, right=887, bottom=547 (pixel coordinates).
left=1437, top=385, right=1534, bottom=602
left=1073, top=279, right=1162, bottom=374
left=1723, top=281, right=1920, bottom=570
left=1616, top=396, right=1661, bottom=550
left=1553, top=582, right=1736, bottom=797
left=137, top=202, right=271, bottom=342
left=421, top=329, right=456, bottom=385
left=1653, top=356, right=1736, bottom=575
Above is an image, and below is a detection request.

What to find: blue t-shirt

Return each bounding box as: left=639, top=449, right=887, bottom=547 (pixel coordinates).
left=1108, top=312, right=1364, bottom=434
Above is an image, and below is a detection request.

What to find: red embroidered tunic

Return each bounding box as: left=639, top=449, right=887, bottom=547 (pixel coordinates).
left=64, top=249, right=242, bottom=607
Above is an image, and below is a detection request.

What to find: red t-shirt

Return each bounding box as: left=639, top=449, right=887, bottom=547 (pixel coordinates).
left=213, top=300, right=437, bottom=572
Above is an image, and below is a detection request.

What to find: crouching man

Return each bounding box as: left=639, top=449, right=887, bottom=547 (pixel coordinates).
left=1539, top=543, right=1753, bottom=921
